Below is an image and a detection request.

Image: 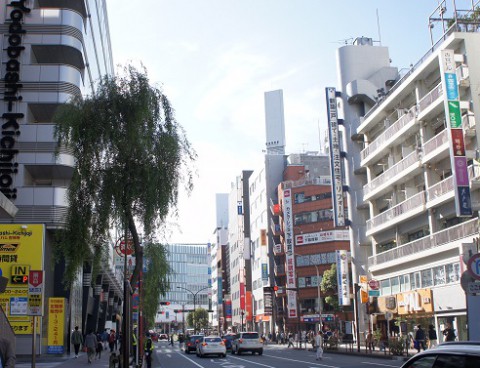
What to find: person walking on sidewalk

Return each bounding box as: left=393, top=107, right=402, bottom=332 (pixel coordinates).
left=414, top=325, right=426, bottom=353
left=287, top=333, right=294, bottom=348
left=108, top=330, right=116, bottom=352
left=428, top=325, right=438, bottom=349
left=315, top=330, right=323, bottom=361
left=71, top=326, right=84, bottom=358
left=85, top=330, right=97, bottom=364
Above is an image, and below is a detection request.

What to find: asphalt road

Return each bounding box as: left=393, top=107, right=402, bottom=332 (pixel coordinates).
left=154, top=341, right=406, bottom=368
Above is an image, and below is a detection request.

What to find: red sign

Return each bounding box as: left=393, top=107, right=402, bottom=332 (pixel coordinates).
left=467, top=253, right=480, bottom=280
left=368, top=279, right=380, bottom=290
left=29, top=270, right=43, bottom=287
left=115, top=237, right=135, bottom=256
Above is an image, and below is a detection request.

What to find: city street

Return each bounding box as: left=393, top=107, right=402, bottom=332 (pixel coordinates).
left=155, top=341, right=406, bottom=368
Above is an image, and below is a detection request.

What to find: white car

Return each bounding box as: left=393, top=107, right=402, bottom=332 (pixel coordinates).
left=196, top=335, right=227, bottom=358
left=231, top=332, right=263, bottom=355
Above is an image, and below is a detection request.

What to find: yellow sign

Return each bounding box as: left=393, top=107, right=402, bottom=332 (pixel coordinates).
left=47, top=298, right=65, bottom=354
left=0, top=224, right=44, bottom=334
left=397, top=289, right=433, bottom=315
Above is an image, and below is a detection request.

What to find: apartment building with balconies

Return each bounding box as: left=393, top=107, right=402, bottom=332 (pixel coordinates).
left=338, top=1, right=480, bottom=342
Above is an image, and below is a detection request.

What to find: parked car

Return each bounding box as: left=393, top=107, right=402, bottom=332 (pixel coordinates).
left=184, top=335, right=203, bottom=354
left=196, top=336, right=226, bottom=358
left=158, top=333, right=168, bottom=341
left=231, top=332, right=263, bottom=355
left=401, top=342, right=480, bottom=368
left=222, top=334, right=235, bottom=351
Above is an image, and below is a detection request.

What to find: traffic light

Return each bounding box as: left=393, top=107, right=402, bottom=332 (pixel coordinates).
left=159, top=301, right=170, bottom=305
left=158, top=311, right=165, bottom=314
left=263, top=286, right=278, bottom=292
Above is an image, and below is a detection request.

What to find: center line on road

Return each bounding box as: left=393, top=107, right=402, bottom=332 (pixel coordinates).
left=360, top=362, right=401, bottom=367
left=230, top=355, right=278, bottom=367
left=176, top=352, right=207, bottom=368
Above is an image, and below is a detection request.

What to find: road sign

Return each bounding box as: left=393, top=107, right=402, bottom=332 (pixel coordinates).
left=385, top=311, right=393, bottom=320
left=359, top=275, right=367, bottom=284
left=467, top=253, right=480, bottom=280
left=467, top=282, right=480, bottom=295
left=368, top=279, right=380, bottom=290
left=28, top=270, right=44, bottom=316
left=10, top=264, right=29, bottom=284
left=368, top=290, right=380, bottom=297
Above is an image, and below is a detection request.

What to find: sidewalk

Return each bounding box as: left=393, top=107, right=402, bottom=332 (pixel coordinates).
left=16, top=349, right=124, bottom=368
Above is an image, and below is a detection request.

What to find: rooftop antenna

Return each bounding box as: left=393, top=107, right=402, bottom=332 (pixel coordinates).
left=376, top=8, right=382, bottom=45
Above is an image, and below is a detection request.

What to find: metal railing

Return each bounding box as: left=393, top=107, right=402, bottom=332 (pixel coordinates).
left=283, top=176, right=331, bottom=189
left=369, top=218, right=478, bottom=266
left=423, top=129, right=449, bottom=156
left=426, top=176, right=454, bottom=202
left=363, top=151, right=421, bottom=198
left=366, top=191, right=426, bottom=232
left=361, top=107, right=416, bottom=161
left=417, top=83, right=443, bottom=114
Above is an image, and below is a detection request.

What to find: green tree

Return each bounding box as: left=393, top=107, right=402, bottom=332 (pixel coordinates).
left=321, top=263, right=339, bottom=310
left=53, top=64, right=195, bottom=293
left=186, top=308, right=209, bottom=333
left=143, top=242, right=171, bottom=327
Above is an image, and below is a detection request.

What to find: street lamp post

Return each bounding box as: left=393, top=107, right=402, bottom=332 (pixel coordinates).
left=177, top=286, right=211, bottom=334
left=313, top=264, right=323, bottom=333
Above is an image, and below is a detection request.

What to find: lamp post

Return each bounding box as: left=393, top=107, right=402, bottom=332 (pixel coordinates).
left=177, top=286, right=211, bottom=333
left=313, top=264, right=323, bottom=333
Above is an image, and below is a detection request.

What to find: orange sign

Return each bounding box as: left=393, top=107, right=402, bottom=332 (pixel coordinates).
left=396, top=289, right=433, bottom=315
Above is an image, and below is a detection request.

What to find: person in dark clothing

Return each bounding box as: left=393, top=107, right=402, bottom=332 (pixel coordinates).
left=427, top=324, right=438, bottom=349
left=414, top=325, right=426, bottom=352
left=442, top=323, right=456, bottom=341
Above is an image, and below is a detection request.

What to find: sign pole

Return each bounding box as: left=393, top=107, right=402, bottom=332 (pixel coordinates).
left=32, top=315, right=36, bottom=368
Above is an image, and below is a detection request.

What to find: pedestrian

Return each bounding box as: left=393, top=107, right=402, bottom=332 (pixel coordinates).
left=287, top=333, right=294, bottom=348
left=71, top=326, right=84, bottom=358
left=85, top=330, right=97, bottom=364
left=102, top=329, right=109, bottom=350
left=442, top=323, right=456, bottom=341
left=428, top=324, right=438, bottom=349
left=0, top=337, right=15, bottom=368
left=95, top=333, right=103, bottom=360
left=170, top=334, right=174, bottom=346
left=315, top=330, right=323, bottom=361
left=108, top=329, right=116, bottom=352
left=414, top=325, right=426, bottom=353
left=130, top=329, right=138, bottom=366
left=144, top=332, right=154, bottom=368
left=366, top=330, right=375, bottom=352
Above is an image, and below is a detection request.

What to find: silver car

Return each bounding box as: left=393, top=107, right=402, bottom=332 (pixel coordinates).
left=231, top=332, right=263, bottom=355
left=196, top=335, right=227, bottom=358
left=401, top=342, right=480, bottom=368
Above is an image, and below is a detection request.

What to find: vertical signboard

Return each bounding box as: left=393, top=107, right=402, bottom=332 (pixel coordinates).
left=27, top=270, right=44, bottom=316
left=0, top=224, right=45, bottom=334
left=283, top=189, right=297, bottom=318
left=336, top=250, right=351, bottom=306
left=47, top=297, right=65, bottom=354
left=260, top=229, right=268, bottom=281
left=440, top=50, right=472, bottom=217
left=326, top=87, right=345, bottom=226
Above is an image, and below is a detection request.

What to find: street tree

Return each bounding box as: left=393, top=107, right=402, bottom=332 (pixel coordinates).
left=53, top=64, right=195, bottom=293
left=186, top=308, right=209, bottom=333
left=320, top=263, right=339, bottom=310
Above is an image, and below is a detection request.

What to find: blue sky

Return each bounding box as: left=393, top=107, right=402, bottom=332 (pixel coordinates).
left=107, top=0, right=460, bottom=243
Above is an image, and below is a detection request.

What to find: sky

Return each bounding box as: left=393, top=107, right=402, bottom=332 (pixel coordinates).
left=106, top=0, right=460, bottom=244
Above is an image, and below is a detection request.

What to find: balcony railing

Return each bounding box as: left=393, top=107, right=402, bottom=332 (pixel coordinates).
left=417, top=83, right=443, bottom=115
left=274, top=264, right=286, bottom=275
left=423, top=129, right=448, bottom=157
left=361, top=107, right=416, bottom=161
left=426, top=176, right=454, bottom=202
left=363, top=151, right=421, bottom=198
left=270, top=197, right=281, bottom=216
left=283, top=176, right=331, bottom=189
left=366, top=191, right=426, bottom=233
left=270, top=217, right=281, bottom=236
left=368, top=218, right=478, bottom=266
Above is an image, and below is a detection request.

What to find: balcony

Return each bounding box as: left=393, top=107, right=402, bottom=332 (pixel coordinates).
left=270, top=217, right=281, bottom=236
left=274, top=264, right=286, bottom=276
left=426, top=176, right=454, bottom=208
left=416, top=83, right=443, bottom=119
left=270, top=198, right=281, bottom=216
left=363, top=151, right=422, bottom=201
left=360, top=107, right=417, bottom=165
left=273, top=243, right=284, bottom=256
left=366, top=191, right=426, bottom=236
left=422, top=130, right=449, bottom=163
left=283, top=176, right=331, bottom=189
left=368, top=218, right=478, bottom=268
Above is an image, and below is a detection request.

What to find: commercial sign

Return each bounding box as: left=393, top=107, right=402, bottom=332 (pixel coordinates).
left=47, top=297, right=65, bottom=354
left=397, top=289, right=433, bottom=315
left=283, top=188, right=297, bottom=318
left=326, top=87, right=345, bottom=227
left=0, top=224, right=45, bottom=334
left=295, top=229, right=349, bottom=246
left=440, top=49, right=472, bottom=217
left=336, top=250, right=350, bottom=306
left=27, top=270, right=44, bottom=316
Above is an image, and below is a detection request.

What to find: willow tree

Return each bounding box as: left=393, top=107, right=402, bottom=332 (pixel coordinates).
left=53, top=65, right=195, bottom=293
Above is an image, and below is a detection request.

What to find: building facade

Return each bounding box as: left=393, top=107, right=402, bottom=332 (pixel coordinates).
left=0, top=0, right=122, bottom=355
left=338, top=3, right=480, bottom=342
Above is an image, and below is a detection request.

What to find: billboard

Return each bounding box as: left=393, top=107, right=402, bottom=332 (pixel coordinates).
left=0, top=224, right=45, bottom=334
left=440, top=49, right=472, bottom=217
left=336, top=250, right=351, bottom=306
left=47, top=297, right=66, bottom=354
left=326, top=87, right=345, bottom=226
left=283, top=189, right=297, bottom=318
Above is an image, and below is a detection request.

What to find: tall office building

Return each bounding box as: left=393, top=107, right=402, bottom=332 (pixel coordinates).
left=336, top=2, right=480, bottom=342
left=0, top=0, right=121, bottom=355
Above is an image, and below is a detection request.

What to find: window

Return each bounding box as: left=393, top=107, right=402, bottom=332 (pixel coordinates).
left=446, top=263, right=460, bottom=283
left=400, top=274, right=411, bottom=292
left=433, top=266, right=446, bottom=286
left=403, top=355, right=436, bottom=368
left=380, top=279, right=391, bottom=296
left=391, top=276, right=400, bottom=294
left=421, top=269, right=433, bottom=288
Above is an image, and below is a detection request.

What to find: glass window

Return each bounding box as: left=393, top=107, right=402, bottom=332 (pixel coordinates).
left=403, top=355, right=436, bottom=368
left=433, top=266, right=446, bottom=286
left=421, top=269, right=433, bottom=288
left=446, top=263, right=460, bottom=283
left=380, top=279, right=391, bottom=296
left=391, top=276, right=400, bottom=294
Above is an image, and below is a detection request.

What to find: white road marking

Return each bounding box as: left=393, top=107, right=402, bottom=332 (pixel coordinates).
left=229, top=355, right=278, bottom=368
left=360, top=362, right=401, bottom=367
left=261, top=353, right=341, bottom=368
left=176, top=351, right=208, bottom=367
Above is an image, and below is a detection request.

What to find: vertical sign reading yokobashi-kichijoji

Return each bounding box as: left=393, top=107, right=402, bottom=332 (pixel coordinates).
left=1, top=0, right=31, bottom=200
left=283, top=188, right=297, bottom=318
left=440, top=49, right=472, bottom=217
left=326, top=87, right=345, bottom=226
